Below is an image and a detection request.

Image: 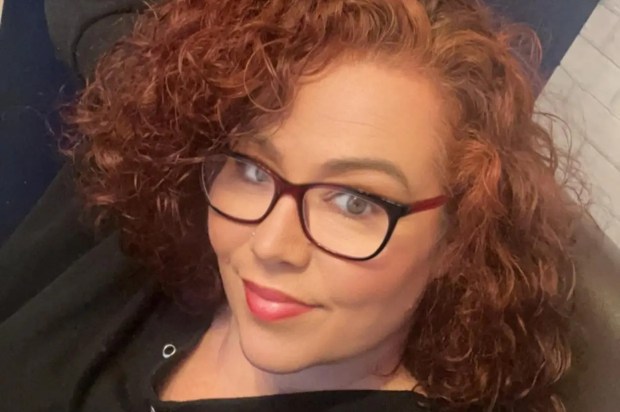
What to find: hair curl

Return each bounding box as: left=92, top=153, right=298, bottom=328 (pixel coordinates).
left=64, top=0, right=586, bottom=410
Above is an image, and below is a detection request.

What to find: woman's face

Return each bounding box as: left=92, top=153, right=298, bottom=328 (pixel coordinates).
left=208, top=60, right=446, bottom=374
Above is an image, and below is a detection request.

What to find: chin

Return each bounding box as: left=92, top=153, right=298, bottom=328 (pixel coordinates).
left=236, top=320, right=317, bottom=374
left=240, top=343, right=310, bottom=374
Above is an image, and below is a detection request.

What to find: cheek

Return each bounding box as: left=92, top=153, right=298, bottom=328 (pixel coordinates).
left=314, top=217, right=440, bottom=348
left=207, top=210, right=250, bottom=260
left=322, top=218, right=438, bottom=311
left=323, top=246, right=432, bottom=313
left=308, top=243, right=432, bottom=361
left=208, top=211, right=252, bottom=311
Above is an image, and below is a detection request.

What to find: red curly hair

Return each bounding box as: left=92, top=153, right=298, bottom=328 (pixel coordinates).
left=64, top=0, right=585, bottom=410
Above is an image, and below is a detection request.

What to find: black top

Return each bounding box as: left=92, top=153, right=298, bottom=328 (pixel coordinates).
left=0, top=3, right=432, bottom=410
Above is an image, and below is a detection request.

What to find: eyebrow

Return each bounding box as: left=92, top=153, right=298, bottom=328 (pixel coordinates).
left=245, top=135, right=283, bottom=164
left=321, top=157, right=411, bottom=191
left=245, top=135, right=411, bottom=191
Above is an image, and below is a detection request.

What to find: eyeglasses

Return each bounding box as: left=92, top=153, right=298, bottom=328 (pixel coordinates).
left=201, top=152, right=447, bottom=260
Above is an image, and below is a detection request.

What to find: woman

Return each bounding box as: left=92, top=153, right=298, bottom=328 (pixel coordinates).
left=0, top=0, right=584, bottom=411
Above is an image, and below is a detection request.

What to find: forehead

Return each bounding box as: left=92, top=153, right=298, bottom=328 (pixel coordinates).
left=249, top=61, right=445, bottom=191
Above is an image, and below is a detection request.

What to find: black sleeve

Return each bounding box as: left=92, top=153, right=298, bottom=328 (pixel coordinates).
left=1, top=1, right=155, bottom=319
left=44, top=0, right=155, bottom=78
left=1, top=0, right=157, bottom=319
left=0, top=166, right=97, bottom=322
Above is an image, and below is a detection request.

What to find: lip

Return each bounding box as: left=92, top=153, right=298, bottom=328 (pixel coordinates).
left=243, top=280, right=316, bottom=321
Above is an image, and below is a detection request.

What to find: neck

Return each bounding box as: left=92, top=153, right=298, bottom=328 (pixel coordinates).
left=208, top=306, right=415, bottom=397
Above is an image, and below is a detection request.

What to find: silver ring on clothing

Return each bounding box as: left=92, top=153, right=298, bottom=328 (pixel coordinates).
left=162, top=343, right=177, bottom=359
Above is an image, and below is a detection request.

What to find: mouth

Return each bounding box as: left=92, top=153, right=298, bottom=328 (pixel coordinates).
left=243, top=280, right=317, bottom=322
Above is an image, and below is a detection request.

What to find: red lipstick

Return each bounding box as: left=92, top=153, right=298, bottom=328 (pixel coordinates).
left=243, top=280, right=315, bottom=321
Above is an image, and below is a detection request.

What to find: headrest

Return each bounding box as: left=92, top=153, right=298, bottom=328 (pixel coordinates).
left=558, top=218, right=620, bottom=410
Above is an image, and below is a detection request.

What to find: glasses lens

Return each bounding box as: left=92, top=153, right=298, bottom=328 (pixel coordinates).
left=202, top=155, right=275, bottom=221
left=303, top=186, right=389, bottom=259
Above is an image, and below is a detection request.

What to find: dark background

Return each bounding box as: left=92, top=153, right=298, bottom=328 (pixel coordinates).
left=0, top=0, right=77, bottom=244
left=0, top=0, right=599, bottom=245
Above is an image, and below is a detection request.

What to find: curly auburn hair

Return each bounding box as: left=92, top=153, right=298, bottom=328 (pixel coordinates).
left=64, top=0, right=585, bottom=410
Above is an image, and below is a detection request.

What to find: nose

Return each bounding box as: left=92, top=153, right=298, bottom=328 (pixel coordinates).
left=251, top=195, right=313, bottom=269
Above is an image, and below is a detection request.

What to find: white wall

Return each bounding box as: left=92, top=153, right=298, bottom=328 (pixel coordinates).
left=537, top=0, right=620, bottom=247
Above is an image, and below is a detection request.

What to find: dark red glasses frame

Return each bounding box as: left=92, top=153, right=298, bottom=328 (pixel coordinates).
left=201, top=152, right=448, bottom=261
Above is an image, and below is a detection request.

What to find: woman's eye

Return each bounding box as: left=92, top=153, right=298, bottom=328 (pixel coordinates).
left=330, top=192, right=374, bottom=216
left=237, top=161, right=269, bottom=183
